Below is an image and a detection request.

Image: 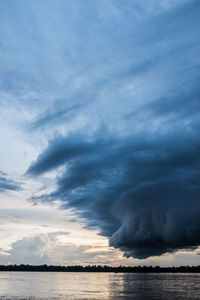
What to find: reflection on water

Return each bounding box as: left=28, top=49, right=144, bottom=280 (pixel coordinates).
left=0, top=272, right=200, bottom=299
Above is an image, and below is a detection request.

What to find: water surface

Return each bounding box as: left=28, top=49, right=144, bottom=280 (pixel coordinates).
left=0, top=272, right=199, bottom=299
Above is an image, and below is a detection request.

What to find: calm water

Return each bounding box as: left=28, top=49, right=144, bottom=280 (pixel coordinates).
left=0, top=272, right=200, bottom=299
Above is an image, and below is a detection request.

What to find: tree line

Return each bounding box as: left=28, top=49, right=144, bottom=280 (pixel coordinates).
left=0, top=264, right=200, bottom=272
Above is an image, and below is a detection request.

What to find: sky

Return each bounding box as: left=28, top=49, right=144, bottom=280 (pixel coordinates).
left=0, top=0, right=200, bottom=266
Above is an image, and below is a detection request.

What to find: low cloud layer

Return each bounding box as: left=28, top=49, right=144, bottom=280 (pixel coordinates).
left=0, top=232, right=120, bottom=265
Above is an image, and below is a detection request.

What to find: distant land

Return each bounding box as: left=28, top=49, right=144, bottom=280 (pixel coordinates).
left=1, top=265, right=200, bottom=273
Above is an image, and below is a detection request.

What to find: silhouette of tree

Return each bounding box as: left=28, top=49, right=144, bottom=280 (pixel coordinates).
left=0, top=264, right=200, bottom=273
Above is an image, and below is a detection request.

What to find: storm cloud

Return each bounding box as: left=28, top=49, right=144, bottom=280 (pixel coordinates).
left=27, top=121, right=200, bottom=259
left=25, top=0, right=200, bottom=259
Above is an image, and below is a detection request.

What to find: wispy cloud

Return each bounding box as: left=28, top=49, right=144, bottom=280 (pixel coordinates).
left=0, top=171, right=22, bottom=193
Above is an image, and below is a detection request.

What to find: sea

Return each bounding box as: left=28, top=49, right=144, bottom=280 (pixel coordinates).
left=0, top=272, right=199, bottom=299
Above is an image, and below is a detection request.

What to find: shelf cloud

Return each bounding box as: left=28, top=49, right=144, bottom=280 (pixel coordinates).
left=26, top=0, right=200, bottom=259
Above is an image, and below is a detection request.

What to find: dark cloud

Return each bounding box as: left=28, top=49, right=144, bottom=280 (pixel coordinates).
left=27, top=132, right=114, bottom=176
left=26, top=0, right=200, bottom=259
left=0, top=171, right=22, bottom=192
left=27, top=121, right=200, bottom=259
